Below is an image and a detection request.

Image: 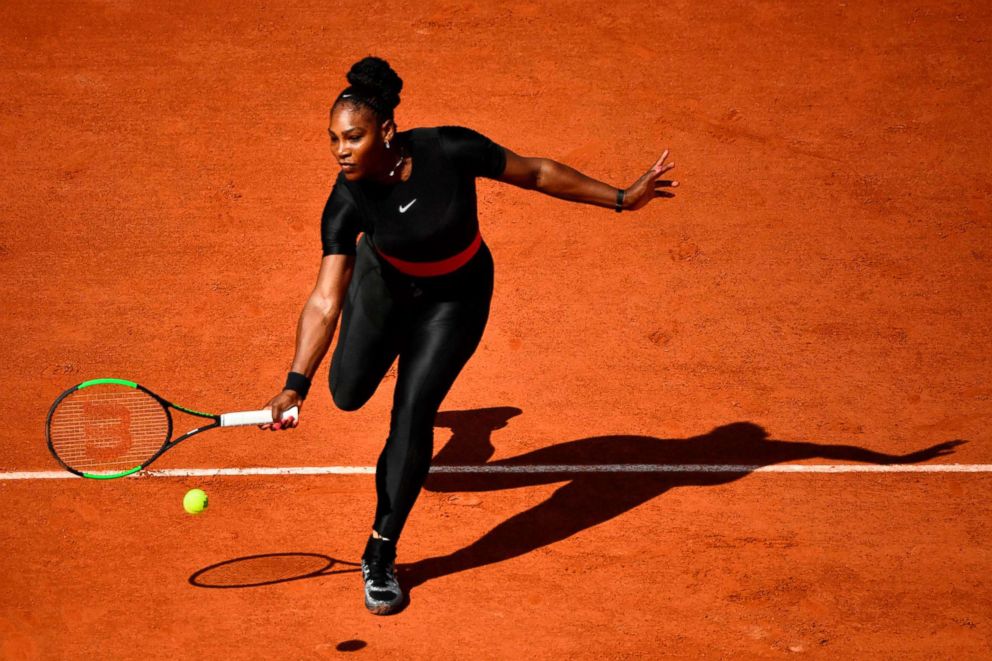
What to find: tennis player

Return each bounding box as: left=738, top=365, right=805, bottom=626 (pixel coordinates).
left=262, top=56, right=678, bottom=614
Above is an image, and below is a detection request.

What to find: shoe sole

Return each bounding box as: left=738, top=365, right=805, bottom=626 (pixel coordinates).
left=365, top=595, right=402, bottom=615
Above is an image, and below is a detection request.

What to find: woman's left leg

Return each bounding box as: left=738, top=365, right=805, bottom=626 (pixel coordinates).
left=372, top=282, right=494, bottom=542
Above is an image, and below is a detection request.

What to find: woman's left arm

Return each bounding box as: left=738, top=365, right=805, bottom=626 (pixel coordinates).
left=495, top=148, right=678, bottom=212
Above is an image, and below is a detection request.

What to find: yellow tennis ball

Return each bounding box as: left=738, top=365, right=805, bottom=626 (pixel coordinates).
left=183, top=488, right=208, bottom=515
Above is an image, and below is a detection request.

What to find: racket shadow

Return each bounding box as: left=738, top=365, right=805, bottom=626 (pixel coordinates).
left=189, top=552, right=360, bottom=589
left=398, top=407, right=966, bottom=592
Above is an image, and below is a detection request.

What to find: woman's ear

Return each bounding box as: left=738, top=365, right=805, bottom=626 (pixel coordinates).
left=381, top=119, right=396, bottom=144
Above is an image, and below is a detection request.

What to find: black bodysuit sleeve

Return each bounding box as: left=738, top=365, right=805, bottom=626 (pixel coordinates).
left=437, top=126, right=507, bottom=179
left=320, top=175, right=362, bottom=256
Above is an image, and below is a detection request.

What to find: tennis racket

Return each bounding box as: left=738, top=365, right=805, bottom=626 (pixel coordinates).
left=46, top=377, right=299, bottom=479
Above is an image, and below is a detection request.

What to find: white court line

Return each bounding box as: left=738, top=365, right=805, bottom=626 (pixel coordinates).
left=2, top=464, right=992, bottom=480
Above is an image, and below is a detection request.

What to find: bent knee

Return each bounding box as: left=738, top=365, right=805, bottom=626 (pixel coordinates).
left=329, top=367, right=371, bottom=412
left=331, top=386, right=366, bottom=412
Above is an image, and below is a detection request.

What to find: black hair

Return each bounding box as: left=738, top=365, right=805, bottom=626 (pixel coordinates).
left=333, top=56, right=403, bottom=123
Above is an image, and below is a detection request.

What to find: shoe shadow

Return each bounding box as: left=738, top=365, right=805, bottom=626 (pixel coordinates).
left=399, top=407, right=966, bottom=593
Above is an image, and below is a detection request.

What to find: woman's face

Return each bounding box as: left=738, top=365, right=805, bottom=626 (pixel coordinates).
left=328, top=105, right=390, bottom=181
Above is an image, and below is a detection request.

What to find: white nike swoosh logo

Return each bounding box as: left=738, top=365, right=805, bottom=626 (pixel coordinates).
left=399, top=199, right=417, bottom=213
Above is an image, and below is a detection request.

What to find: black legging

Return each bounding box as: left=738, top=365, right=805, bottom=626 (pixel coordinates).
left=329, top=233, right=494, bottom=541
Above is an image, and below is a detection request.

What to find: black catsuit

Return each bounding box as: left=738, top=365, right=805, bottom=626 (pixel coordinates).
left=320, top=126, right=507, bottom=541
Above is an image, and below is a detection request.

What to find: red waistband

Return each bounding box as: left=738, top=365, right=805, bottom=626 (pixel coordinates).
left=373, top=230, right=483, bottom=277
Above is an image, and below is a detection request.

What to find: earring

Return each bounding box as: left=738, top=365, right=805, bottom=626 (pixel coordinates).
left=386, top=140, right=391, bottom=150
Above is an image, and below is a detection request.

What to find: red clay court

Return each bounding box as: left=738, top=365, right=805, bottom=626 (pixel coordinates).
left=1, top=1, right=991, bottom=658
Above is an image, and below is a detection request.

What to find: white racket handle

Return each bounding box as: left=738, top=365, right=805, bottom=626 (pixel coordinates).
left=220, top=406, right=299, bottom=427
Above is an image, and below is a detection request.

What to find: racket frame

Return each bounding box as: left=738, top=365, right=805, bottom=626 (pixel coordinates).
left=47, top=378, right=222, bottom=479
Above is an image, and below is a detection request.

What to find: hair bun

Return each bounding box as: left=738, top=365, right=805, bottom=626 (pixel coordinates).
left=346, top=56, right=403, bottom=111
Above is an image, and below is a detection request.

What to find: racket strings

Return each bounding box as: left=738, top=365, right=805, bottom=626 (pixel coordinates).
left=48, top=386, right=169, bottom=473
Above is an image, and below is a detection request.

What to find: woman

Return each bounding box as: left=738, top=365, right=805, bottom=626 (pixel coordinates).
left=261, top=56, right=678, bottom=615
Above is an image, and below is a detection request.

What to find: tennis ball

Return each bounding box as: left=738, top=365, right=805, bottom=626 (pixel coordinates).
left=183, top=488, right=208, bottom=515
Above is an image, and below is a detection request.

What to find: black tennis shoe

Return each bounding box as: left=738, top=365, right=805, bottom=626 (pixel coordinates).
left=362, top=536, right=403, bottom=615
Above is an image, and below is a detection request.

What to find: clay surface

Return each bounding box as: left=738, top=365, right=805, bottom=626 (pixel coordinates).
left=1, top=0, right=990, bottom=657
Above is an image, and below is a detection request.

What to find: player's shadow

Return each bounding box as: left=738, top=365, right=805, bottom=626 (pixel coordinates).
left=400, top=407, right=965, bottom=592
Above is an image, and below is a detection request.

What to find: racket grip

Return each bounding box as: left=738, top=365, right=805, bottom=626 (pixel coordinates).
left=220, top=406, right=300, bottom=427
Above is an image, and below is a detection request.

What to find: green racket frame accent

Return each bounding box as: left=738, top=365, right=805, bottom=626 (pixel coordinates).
left=172, top=403, right=215, bottom=418
left=82, top=466, right=143, bottom=479
left=78, top=377, right=138, bottom=389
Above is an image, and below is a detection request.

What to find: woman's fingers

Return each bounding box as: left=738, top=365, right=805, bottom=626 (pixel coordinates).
left=259, top=405, right=273, bottom=430
left=272, top=411, right=298, bottom=431
left=620, top=152, right=677, bottom=210
left=653, top=149, right=670, bottom=171
left=651, top=150, right=672, bottom=174
left=263, top=402, right=285, bottom=431
left=646, top=160, right=675, bottom=185
left=259, top=395, right=301, bottom=431
left=654, top=175, right=679, bottom=199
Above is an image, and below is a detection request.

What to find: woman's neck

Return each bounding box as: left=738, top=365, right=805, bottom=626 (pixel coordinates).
left=367, top=133, right=411, bottom=185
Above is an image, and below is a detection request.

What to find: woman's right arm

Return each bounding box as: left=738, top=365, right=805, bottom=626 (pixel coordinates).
left=260, top=252, right=356, bottom=430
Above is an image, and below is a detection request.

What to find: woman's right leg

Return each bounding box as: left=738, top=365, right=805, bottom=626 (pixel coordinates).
left=328, top=236, right=405, bottom=412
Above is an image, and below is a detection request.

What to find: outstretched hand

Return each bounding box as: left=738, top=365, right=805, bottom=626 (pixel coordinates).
left=623, top=149, right=678, bottom=212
